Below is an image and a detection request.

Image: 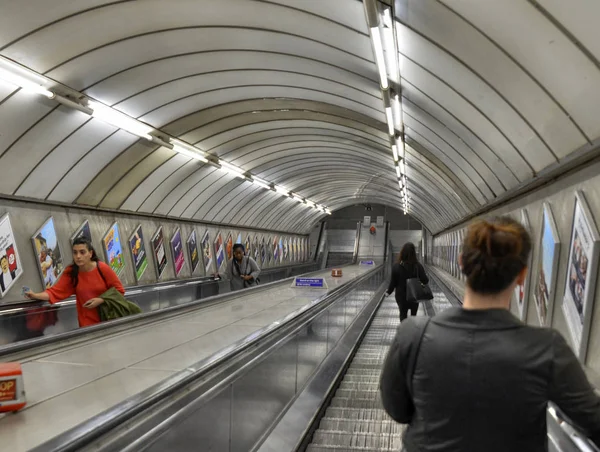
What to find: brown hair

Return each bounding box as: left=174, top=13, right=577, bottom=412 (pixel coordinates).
left=461, top=216, right=531, bottom=294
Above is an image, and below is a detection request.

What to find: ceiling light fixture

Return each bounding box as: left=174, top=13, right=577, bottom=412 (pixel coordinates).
left=392, top=144, right=399, bottom=162
left=0, top=56, right=54, bottom=98
left=370, top=27, right=389, bottom=90
left=88, top=100, right=153, bottom=140
left=172, top=140, right=208, bottom=162
left=252, top=177, right=271, bottom=189
left=385, top=107, right=394, bottom=136
left=219, top=161, right=246, bottom=179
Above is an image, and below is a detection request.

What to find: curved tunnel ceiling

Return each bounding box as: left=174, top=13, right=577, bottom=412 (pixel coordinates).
left=0, top=0, right=598, bottom=235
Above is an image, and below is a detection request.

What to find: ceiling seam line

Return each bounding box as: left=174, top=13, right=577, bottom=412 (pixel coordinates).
left=84, top=49, right=378, bottom=92
left=38, top=25, right=377, bottom=77
left=400, top=53, right=546, bottom=172
left=135, top=84, right=386, bottom=121
left=109, top=69, right=382, bottom=108
left=431, top=1, right=592, bottom=145
left=13, top=117, right=92, bottom=196
left=195, top=118, right=388, bottom=149
left=47, top=130, right=121, bottom=202
left=178, top=106, right=385, bottom=140
left=401, top=94, right=520, bottom=184
left=403, top=110, right=503, bottom=194
left=406, top=127, right=489, bottom=203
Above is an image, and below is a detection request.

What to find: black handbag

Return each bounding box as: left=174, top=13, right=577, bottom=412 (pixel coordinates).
left=405, top=263, right=434, bottom=302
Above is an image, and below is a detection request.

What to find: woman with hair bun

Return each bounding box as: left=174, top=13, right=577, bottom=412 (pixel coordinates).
left=380, top=216, right=600, bottom=452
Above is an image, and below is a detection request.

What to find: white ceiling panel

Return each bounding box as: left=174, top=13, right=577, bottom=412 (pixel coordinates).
left=120, top=154, right=192, bottom=212
left=441, top=0, right=600, bottom=140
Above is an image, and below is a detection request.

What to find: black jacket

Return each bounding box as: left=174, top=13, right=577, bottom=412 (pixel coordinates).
left=380, top=307, right=600, bottom=452
left=387, top=262, right=429, bottom=304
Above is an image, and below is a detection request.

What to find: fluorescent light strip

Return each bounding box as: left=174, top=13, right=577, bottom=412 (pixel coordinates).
left=88, top=100, right=153, bottom=140
left=383, top=26, right=397, bottom=82
left=393, top=94, right=402, bottom=129
left=370, top=27, right=389, bottom=90
left=392, top=144, right=399, bottom=162
left=274, top=185, right=290, bottom=196
left=219, top=161, right=246, bottom=179
left=400, top=160, right=405, bottom=175
left=395, top=165, right=401, bottom=178
left=252, top=177, right=271, bottom=189
left=292, top=194, right=305, bottom=203
left=172, top=140, right=208, bottom=162
left=0, top=56, right=54, bottom=98
left=385, top=107, right=394, bottom=136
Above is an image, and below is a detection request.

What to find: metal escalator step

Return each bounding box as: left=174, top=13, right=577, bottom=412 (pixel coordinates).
left=324, top=407, right=391, bottom=422
left=318, top=418, right=404, bottom=435
left=334, top=389, right=380, bottom=400
left=329, top=397, right=383, bottom=409
left=306, top=446, right=385, bottom=452
left=311, top=430, right=403, bottom=449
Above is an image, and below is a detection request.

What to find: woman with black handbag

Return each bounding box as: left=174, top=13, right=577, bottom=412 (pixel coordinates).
left=387, top=242, right=431, bottom=321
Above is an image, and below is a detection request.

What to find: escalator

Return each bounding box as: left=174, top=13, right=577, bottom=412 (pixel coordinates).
left=307, top=296, right=405, bottom=451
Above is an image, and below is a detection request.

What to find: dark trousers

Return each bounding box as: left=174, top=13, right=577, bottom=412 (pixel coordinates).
left=398, top=301, right=418, bottom=321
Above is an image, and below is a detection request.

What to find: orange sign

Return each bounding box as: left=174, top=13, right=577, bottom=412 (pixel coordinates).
left=0, top=379, right=16, bottom=401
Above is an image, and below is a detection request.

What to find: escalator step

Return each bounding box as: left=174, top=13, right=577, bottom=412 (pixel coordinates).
left=318, top=418, right=404, bottom=435
left=324, top=407, right=391, bottom=421
left=310, top=430, right=403, bottom=449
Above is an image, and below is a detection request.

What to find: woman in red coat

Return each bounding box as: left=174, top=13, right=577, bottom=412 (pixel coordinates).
left=26, top=237, right=125, bottom=327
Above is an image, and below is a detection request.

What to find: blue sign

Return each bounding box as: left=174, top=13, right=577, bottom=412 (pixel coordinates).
left=295, top=278, right=325, bottom=288
left=360, top=260, right=375, bottom=265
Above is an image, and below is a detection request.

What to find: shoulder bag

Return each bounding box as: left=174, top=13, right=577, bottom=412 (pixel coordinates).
left=405, top=263, right=434, bottom=302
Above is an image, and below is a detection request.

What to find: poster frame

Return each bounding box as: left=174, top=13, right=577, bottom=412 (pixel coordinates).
left=561, top=191, right=600, bottom=360
left=102, top=222, right=126, bottom=277
left=151, top=226, right=168, bottom=280
left=201, top=230, right=214, bottom=274
left=225, top=233, right=233, bottom=262
left=214, top=232, right=225, bottom=271
left=170, top=228, right=186, bottom=277
left=513, top=210, right=533, bottom=321
left=128, top=224, right=149, bottom=282
left=31, top=216, right=65, bottom=289
left=0, top=213, right=23, bottom=298
left=534, top=203, right=561, bottom=327
left=71, top=219, right=92, bottom=245
left=187, top=229, right=200, bottom=275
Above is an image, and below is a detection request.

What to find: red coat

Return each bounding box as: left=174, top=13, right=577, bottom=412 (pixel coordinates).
left=47, top=262, right=125, bottom=327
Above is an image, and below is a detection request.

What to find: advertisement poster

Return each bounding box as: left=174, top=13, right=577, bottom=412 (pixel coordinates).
left=171, top=228, right=185, bottom=277
left=513, top=211, right=532, bottom=320
left=261, top=237, right=267, bottom=264
left=245, top=235, right=251, bottom=257
left=71, top=219, right=92, bottom=245
left=279, top=238, right=284, bottom=263
left=236, top=233, right=242, bottom=244
left=292, top=237, right=297, bottom=262
left=187, top=230, right=200, bottom=274
left=562, top=192, right=600, bottom=359
left=102, top=222, right=125, bottom=276
left=253, top=237, right=260, bottom=263
left=152, top=226, right=168, bottom=279
left=214, top=233, right=225, bottom=270
left=202, top=230, right=213, bottom=274
left=32, top=217, right=64, bottom=289
left=0, top=214, right=23, bottom=298
left=283, top=238, right=289, bottom=261
left=273, top=236, right=279, bottom=262
left=128, top=225, right=148, bottom=282
left=535, top=204, right=561, bottom=326
left=226, top=233, right=234, bottom=261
